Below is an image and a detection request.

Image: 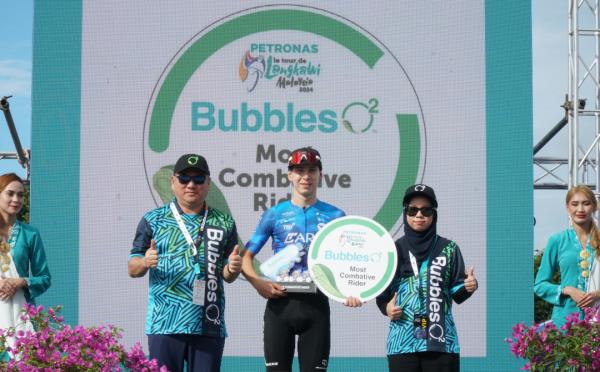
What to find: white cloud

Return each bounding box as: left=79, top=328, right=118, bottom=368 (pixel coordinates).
left=0, top=60, right=32, bottom=97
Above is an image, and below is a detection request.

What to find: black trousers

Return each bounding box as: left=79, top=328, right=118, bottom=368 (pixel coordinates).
left=148, top=334, right=225, bottom=372
left=388, top=352, right=460, bottom=372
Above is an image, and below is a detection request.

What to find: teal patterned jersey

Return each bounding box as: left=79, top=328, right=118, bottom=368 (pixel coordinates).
left=376, top=238, right=471, bottom=355
left=130, top=201, right=237, bottom=336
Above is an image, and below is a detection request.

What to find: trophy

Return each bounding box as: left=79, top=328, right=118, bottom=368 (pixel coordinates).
left=259, top=244, right=316, bottom=293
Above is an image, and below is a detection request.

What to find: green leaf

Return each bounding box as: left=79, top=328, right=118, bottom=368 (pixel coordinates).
left=342, top=119, right=356, bottom=133
left=153, top=165, right=174, bottom=203
left=311, top=263, right=344, bottom=299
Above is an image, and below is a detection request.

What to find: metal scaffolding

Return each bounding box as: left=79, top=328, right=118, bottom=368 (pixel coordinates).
left=567, top=0, right=600, bottom=189
left=0, top=96, right=30, bottom=180
left=534, top=0, right=600, bottom=190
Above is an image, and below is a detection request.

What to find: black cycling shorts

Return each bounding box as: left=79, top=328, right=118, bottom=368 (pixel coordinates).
left=263, top=293, right=330, bottom=372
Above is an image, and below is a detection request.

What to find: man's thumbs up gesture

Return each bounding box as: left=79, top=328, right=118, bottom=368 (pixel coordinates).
left=223, top=245, right=242, bottom=283
left=464, top=266, right=478, bottom=293
left=227, top=245, right=242, bottom=274
left=144, top=239, right=159, bottom=269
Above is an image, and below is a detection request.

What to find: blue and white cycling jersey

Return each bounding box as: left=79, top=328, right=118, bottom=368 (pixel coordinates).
left=246, top=200, right=345, bottom=274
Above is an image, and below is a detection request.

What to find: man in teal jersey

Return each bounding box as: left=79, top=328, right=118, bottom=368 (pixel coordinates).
left=128, top=154, right=242, bottom=372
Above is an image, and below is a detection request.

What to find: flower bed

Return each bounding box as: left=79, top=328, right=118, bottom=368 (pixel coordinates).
left=0, top=304, right=167, bottom=371
left=506, top=306, right=600, bottom=371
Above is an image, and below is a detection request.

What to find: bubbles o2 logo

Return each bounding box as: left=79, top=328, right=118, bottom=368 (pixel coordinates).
left=143, top=5, right=427, bottom=238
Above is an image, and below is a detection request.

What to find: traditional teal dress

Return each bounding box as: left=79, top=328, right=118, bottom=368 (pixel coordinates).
left=534, top=228, right=594, bottom=328
left=0, top=221, right=51, bottom=360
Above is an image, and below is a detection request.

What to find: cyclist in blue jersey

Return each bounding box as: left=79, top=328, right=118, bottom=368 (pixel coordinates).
left=128, top=154, right=242, bottom=372
left=375, top=184, right=478, bottom=372
left=242, top=147, right=361, bottom=372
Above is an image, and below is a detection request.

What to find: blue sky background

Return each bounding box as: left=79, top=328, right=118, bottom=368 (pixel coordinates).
left=531, top=1, right=570, bottom=252
left=1, top=1, right=33, bottom=178
left=0, top=1, right=570, bottom=252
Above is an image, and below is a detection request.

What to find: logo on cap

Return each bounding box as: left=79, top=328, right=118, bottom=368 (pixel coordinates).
left=187, top=155, right=199, bottom=165
left=414, top=184, right=426, bottom=191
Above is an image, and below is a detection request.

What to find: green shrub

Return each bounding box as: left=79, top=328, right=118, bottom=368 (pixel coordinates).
left=18, top=183, right=29, bottom=224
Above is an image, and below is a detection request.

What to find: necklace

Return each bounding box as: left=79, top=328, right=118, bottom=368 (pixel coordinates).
left=0, top=223, right=14, bottom=273
left=0, top=239, right=11, bottom=273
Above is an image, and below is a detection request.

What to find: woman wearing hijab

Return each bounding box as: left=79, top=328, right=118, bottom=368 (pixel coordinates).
left=534, top=185, right=600, bottom=328
left=376, top=184, right=478, bottom=372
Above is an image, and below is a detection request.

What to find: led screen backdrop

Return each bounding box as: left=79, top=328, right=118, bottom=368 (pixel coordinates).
left=31, top=1, right=531, bottom=369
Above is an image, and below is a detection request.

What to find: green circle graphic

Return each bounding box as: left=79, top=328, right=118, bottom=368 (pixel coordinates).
left=144, top=6, right=425, bottom=232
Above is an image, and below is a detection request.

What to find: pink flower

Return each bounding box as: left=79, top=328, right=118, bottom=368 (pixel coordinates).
left=508, top=306, right=600, bottom=370
left=0, top=305, right=166, bottom=371
left=538, top=330, right=548, bottom=342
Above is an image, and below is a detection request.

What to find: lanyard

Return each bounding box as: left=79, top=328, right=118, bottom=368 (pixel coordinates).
left=409, top=251, right=420, bottom=280
left=407, top=237, right=438, bottom=310
left=170, top=202, right=208, bottom=275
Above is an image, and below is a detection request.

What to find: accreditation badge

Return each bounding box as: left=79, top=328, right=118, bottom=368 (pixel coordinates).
left=192, top=279, right=205, bottom=306
left=307, top=216, right=397, bottom=303
left=413, top=314, right=428, bottom=339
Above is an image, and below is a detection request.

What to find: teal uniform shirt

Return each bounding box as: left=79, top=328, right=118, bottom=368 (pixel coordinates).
left=10, top=221, right=51, bottom=303
left=534, top=228, right=594, bottom=329
left=130, top=200, right=238, bottom=337
left=376, top=237, right=471, bottom=355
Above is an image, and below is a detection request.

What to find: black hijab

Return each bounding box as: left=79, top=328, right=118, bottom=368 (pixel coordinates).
left=399, top=194, right=438, bottom=265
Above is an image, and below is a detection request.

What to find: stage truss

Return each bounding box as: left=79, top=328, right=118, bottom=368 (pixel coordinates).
left=534, top=0, right=600, bottom=191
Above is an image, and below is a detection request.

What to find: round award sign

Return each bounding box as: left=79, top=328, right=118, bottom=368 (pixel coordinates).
left=307, top=215, right=397, bottom=302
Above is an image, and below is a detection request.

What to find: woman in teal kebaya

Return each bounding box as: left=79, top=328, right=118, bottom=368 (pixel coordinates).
left=0, top=173, right=51, bottom=334
left=534, top=185, right=600, bottom=328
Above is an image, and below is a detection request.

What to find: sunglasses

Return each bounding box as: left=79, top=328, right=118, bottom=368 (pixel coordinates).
left=288, top=150, right=321, bottom=167
left=405, top=206, right=435, bottom=217
left=176, top=175, right=207, bottom=185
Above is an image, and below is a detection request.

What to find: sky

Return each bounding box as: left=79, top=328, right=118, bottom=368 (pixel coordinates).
left=531, top=1, right=572, bottom=252
left=0, top=1, right=32, bottom=179
left=0, top=1, right=572, bottom=252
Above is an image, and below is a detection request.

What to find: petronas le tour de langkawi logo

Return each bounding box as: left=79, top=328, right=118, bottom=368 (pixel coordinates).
left=142, top=5, right=427, bottom=241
